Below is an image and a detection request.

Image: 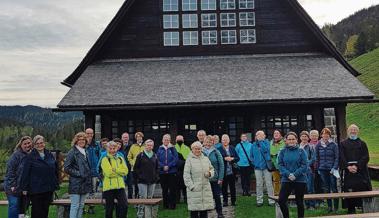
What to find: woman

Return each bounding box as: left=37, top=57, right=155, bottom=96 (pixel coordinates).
left=101, top=141, right=129, bottom=218
left=202, top=136, right=225, bottom=218
left=20, top=135, right=59, bottom=218
left=316, top=127, right=339, bottom=212
left=340, top=124, right=371, bottom=214
left=251, top=131, right=275, bottom=206
left=64, top=132, right=92, bottom=218
left=127, top=132, right=145, bottom=199
left=134, top=139, right=159, bottom=218
left=157, top=134, right=178, bottom=209
left=299, top=131, right=316, bottom=210
left=217, top=134, right=239, bottom=206
left=235, top=133, right=253, bottom=196
left=270, top=130, right=285, bottom=196
left=184, top=141, right=215, bottom=218
left=309, top=129, right=322, bottom=207
left=4, top=136, right=32, bottom=218
left=278, top=132, right=308, bottom=218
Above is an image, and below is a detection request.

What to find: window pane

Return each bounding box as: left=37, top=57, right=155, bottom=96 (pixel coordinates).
left=239, top=0, right=254, bottom=9
left=240, top=29, right=256, bottom=44
left=202, top=30, right=217, bottom=45
left=163, top=0, right=178, bottom=11
left=182, top=14, right=198, bottom=28
left=220, top=0, right=235, bottom=9
left=163, top=15, right=179, bottom=29
left=182, top=0, right=197, bottom=11
left=220, top=13, right=236, bottom=27
left=239, top=12, right=255, bottom=26
left=201, top=13, right=217, bottom=27
left=164, top=32, right=179, bottom=46
left=221, top=30, right=237, bottom=44
left=183, top=31, right=198, bottom=45
left=201, top=0, right=216, bottom=10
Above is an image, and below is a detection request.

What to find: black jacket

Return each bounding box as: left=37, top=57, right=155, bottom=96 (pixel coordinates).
left=4, top=149, right=28, bottom=195
left=134, top=151, right=159, bottom=184
left=217, top=145, right=240, bottom=176
left=20, top=148, right=59, bottom=195
left=64, top=146, right=93, bottom=194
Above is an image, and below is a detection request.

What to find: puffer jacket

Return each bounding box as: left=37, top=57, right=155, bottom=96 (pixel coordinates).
left=157, top=144, right=178, bottom=174
left=183, top=152, right=215, bottom=211
left=64, top=146, right=93, bottom=194
left=4, top=149, right=28, bottom=195
left=101, top=153, right=129, bottom=192
left=203, top=147, right=224, bottom=182
left=278, top=145, right=308, bottom=183
left=315, top=140, right=339, bottom=171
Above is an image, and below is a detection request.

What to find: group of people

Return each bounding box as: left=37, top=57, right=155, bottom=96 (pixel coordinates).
left=3, top=124, right=371, bottom=218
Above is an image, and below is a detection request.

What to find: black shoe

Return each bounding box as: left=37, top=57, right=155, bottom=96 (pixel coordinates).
left=223, top=202, right=228, bottom=207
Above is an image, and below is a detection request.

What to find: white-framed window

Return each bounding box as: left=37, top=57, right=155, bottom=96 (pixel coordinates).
left=221, top=30, right=237, bottom=44
left=164, top=32, right=180, bottom=46
left=201, top=13, right=217, bottom=27
left=163, top=15, right=179, bottom=29
left=182, top=0, right=197, bottom=11
left=239, top=0, right=254, bottom=9
left=202, top=30, right=217, bottom=45
left=182, top=14, right=198, bottom=28
left=239, top=12, right=255, bottom=26
left=183, top=31, right=198, bottom=45
left=220, top=0, right=235, bottom=10
left=201, top=0, right=216, bottom=10
left=240, top=29, right=256, bottom=44
left=163, top=0, right=178, bottom=11
left=220, top=13, right=236, bottom=27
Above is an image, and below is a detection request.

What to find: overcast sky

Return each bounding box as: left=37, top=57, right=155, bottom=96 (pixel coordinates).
left=0, top=0, right=378, bottom=107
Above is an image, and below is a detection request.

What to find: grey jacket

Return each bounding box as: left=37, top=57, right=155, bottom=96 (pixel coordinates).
left=64, top=146, right=93, bottom=194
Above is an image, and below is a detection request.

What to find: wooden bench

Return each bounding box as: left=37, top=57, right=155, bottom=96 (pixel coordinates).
left=308, top=212, right=379, bottom=218
left=0, top=198, right=163, bottom=218
left=269, top=191, right=379, bottom=218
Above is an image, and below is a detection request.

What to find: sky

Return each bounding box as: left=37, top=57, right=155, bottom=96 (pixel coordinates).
left=0, top=0, right=378, bottom=107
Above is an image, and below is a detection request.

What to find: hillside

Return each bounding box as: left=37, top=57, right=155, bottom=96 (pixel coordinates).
left=322, top=4, right=379, bottom=59
left=347, top=47, right=379, bottom=164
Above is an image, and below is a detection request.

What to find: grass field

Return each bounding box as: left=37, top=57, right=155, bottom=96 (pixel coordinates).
left=347, top=47, right=379, bottom=165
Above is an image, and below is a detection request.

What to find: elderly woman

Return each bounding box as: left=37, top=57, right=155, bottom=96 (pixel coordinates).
left=340, top=124, right=371, bottom=214
left=20, top=135, right=59, bottom=218
left=4, top=136, right=32, bottom=218
left=128, top=132, right=145, bottom=199
left=157, top=134, right=178, bottom=209
left=134, top=139, right=159, bottom=218
left=316, top=128, right=339, bottom=212
left=217, top=134, right=239, bottom=206
left=184, top=141, right=215, bottom=218
left=270, top=130, right=285, bottom=196
left=64, top=132, right=92, bottom=218
left=278, top=132, right=308, bottom=218
left=203, top=136, right=225, bottom=218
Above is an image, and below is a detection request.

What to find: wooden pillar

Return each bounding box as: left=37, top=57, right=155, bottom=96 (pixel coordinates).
left=102, top=113, right=112, bottom=139
left=312, top=106, right=324, bottom=131
left=335, top=104, right=347, bottom=144
left=84, top=111, right=95, bottom=130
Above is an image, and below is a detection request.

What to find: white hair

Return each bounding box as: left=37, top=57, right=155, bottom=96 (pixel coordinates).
left=191, top=141, right=203, bottom=149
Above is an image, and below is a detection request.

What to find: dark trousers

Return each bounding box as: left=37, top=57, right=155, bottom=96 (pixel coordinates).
left=210, top=181, right=223, bottom=215
left=240, top=166, right=252, bottom=194
left=278, top=182, right=306, bottom=218
left=319, top=170, right=339, bottom=210
left=132, top=171, right=139, bottom=199
left=160, top=173, right=177, bottom=209
left=190, top=210, right=208, bottom=218
left=176, top=173, right=187, bottom=203
left=126, top=172, right=133, bottom=199
left=222, top=174, right=236, bottom=204
left=30, top=191, right=52, bottom=218
left=103, top=188, right=128, bottom=218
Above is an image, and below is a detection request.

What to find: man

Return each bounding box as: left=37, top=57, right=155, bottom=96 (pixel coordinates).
left=127, top=132, right=145, bottom=198
left=85, top=128, right=100, bottom=214
left=122, top=132, right=134, bottom=199
left=174, top=135, right=190, bottom=203
left=197, top=130, right=206, bottom=144
left=235, top=133, right=253, bottom=196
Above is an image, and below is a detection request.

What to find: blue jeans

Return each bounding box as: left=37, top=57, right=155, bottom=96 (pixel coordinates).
left=7, top=194, right=19, bottom=218
left=318, top=170, right=339, bottom=210
left=70, top=194, right=88, bottom=218
left=305, top=171, right=315, bottom=208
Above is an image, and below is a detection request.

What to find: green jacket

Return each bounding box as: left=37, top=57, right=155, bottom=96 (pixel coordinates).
left=101, top=153, right=128, bottom=192
left=270, top=139, right=285, bottom=169
left=175, top=143, right=191, bottom=160
left=184, top=153, right=215, bottom=211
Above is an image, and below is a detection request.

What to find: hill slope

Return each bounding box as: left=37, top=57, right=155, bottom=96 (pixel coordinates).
left=347, top=47, right=379, bottom=164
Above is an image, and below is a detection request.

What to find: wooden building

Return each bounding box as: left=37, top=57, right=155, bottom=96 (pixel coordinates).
left=57, top=0, right=374, bottom=144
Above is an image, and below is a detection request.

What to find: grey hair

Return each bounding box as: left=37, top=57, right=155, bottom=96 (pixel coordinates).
left=310, top=130, right=319, bottom=136
left=107, top=141, right=118, bottom=148
left=191, top=141, right=203, bottom=149
left=33, top=135, right=45, bottom=145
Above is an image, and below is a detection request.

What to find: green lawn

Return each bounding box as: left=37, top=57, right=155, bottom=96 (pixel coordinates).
left=347, top=47, right=379, bottom=165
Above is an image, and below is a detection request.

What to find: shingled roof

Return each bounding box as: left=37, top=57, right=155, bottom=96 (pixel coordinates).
left=57, top=53, right=374, bottom=110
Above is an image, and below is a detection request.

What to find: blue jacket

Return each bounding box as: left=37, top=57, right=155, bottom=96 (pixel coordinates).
left=86, top=140, right=100, bottom=177
left=278, top=145, right=308, bottom=183
left=21, top=148, right=59, bottom=194
left=203, top=147, right=225, bottom=182
left=235, top=141, right=253, bottom=167
left=301, top=144, right=316, bottom=172
left=251, top=140, right=271, bottom=170
left=4, top=149, right=29, bottom=195
left=217, top=145, right=240, bottom=176
left=316, top=140, right=339, bottom=171
left=157, top=145, right=179, bottom=174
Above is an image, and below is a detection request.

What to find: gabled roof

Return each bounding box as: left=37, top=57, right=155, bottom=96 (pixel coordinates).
left=57, top=53, right=374, bottom=110
left=61, top=0, right=359, bottom=88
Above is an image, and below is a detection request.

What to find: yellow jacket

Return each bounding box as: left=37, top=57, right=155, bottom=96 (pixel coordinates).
left=127, top=143, right=145, bottom=171
left=101, top=153, right=128, bottom=192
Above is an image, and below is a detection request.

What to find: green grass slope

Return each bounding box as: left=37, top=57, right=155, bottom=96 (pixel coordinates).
left=347, top=47, right=379, bottom=165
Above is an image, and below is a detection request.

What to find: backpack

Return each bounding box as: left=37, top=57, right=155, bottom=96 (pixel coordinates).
left=98, top=156, right=123, bottom=181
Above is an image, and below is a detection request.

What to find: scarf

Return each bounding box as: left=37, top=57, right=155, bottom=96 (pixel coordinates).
left=76, top=145, right=86, bottom=157
left=144, top=150, right=154, bottom=158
